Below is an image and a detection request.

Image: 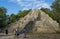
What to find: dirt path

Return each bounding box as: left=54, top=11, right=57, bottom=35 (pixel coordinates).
left=0, top=33, right=60, bottom=39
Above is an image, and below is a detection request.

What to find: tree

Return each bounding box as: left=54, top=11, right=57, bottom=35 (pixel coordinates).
left=51, top=0, right=60, bottom=13
left=17, top=9, right=31, bottom=18
left=9, top=14, right=17, bottom=23
left=41, top=0, right=60, bottom=26
left=0, top=7, right=7, bottom=28
left=51, top=0, right=60, bottom=25
left=41, top=8, right=55, bottom=20
left=8, top=9, right=31, bottom=24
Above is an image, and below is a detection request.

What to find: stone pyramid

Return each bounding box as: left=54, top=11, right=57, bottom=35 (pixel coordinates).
left=8, top=10, right=59, bottom=33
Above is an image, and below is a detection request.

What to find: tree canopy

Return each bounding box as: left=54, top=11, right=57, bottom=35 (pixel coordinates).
left=0, top=7, right=7, bottom=28
left=0, top=6, right=31, bottom=28
left=51, top=0, right=60, bottom=13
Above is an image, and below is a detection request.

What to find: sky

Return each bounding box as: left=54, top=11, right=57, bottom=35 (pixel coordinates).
left=0, top=0, right=55, bottom=15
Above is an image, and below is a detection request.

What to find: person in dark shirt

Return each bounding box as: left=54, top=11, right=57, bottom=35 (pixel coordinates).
left=15, top=27, right=20, bottom=36
left=5, top=28, right=8, bottom=35
left=0, top=29, right=2, bottom=33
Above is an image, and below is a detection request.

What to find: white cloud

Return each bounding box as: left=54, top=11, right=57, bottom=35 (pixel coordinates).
left=9, top=0, right=51, bottom=10
left=41, top=3, right=50, bottom=8
left=17, top=0, right=21, bottom=2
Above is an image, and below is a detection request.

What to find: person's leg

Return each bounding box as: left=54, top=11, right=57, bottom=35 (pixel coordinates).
left=24, top=33, right=26, bottom=38
left=6, top=31, right=8, bottom=35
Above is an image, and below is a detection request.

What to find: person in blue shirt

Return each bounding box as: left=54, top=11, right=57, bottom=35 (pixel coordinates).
left=23, top=29, right=27, bottom=38
left=19, top=28, right=27, bottom=38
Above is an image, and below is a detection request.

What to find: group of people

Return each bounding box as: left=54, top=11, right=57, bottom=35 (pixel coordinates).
left=15, top=27, right=27, bottom=38
left=0, top=27, right=27, bottom=38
